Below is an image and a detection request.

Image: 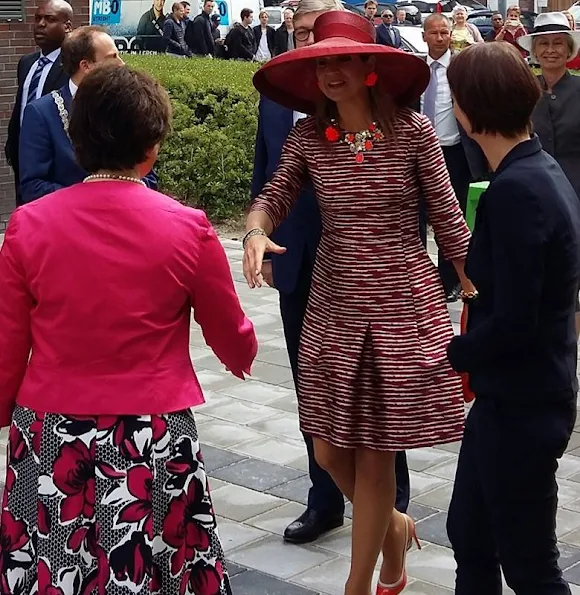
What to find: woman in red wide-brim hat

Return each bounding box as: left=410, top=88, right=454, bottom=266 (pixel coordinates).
left=243, top=10, right=474, bottom=595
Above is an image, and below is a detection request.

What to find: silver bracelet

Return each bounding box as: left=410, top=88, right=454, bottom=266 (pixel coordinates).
left=242, top=228, right=267, bottom=249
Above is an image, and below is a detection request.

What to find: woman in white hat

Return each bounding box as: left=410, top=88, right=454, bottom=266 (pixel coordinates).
left=519, top=12, right=580, bottom=200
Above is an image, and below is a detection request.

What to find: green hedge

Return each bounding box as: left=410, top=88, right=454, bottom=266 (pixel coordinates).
left=123, top=55, right=260, bottom=220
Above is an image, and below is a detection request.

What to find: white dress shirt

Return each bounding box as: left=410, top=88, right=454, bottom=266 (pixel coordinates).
left=69, top=79, right=78, bottom=98
left=421, top=49, right=460, bottom=147
left=293, top=111, right=307, bottom=126
left=20, top=47, right=62, bottom=124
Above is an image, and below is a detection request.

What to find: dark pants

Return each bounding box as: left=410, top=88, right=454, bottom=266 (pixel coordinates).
left=279, top=253, right=410, bottom=517
left=437, top=143, right=471, bottom=294
left=447, top=396, right=576, bottom=595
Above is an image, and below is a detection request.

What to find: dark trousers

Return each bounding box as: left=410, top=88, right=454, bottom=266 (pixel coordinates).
left=447, top=396, right=576, bottom=595
left=279, top=253, right=410, bottom=517
left=437, top=143, right=471, bottom=294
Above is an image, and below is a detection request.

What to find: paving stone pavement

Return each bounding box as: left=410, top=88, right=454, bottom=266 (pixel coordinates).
left=3, top=232, right=580, bottom=594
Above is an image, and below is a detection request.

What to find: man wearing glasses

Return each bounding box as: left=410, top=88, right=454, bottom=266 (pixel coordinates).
left=486, top=12, right=504, bottom=41
left=377, top=9, right=402, bottom=48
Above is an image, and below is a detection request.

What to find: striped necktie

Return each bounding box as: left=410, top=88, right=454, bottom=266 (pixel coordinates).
left=26, top=55, right=52, bottom=106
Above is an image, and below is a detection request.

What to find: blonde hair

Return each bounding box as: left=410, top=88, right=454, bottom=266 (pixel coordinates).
left=531, top=33, right=574, bottom=59
left=506, top=4, right=520, bottom=16
left=259, top=9, right=268, bottom=18
left=294, top=0, right=344, bottom=20
left=563, top=10, right=576, bottom=30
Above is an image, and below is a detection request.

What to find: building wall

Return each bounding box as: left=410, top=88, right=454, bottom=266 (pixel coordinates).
left=0, top=0, right=89, bottom=232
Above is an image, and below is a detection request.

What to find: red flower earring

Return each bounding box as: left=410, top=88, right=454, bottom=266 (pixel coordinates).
left=365, top=72, right=378, bottom=87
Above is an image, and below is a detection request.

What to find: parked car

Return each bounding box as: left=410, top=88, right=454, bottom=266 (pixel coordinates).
left=569, top=1, right=580, bottom=28
left=264, top=6, right=285, bottom=29
left=398, top=25, right=428, bottom=55
left=466, top=8, right=536, bottom=38
left=351, top=2, right=422, bottom=25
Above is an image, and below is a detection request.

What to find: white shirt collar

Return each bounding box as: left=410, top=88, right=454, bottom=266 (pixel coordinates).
left=69, top=79, right=78, bottom=97
left=427, top=48, right=451, bottom=68
left=42, top=47, right=62, bottom=63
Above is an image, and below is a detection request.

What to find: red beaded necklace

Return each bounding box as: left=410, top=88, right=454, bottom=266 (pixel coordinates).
left=324, top=119, right=385, bottom=164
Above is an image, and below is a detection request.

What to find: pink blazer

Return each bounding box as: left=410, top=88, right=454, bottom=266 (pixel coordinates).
left=0, top=181, right=257, bottom=426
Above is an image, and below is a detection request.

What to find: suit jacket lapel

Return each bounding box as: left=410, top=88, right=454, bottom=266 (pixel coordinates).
left=43, top=58, right=64, bottom=94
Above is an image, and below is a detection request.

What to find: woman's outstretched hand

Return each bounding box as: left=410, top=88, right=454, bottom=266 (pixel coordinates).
left=243, top=235, right=286, bottom=288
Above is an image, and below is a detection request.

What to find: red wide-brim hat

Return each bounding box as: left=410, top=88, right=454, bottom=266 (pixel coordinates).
left=253, top=10, right=430, bottom=115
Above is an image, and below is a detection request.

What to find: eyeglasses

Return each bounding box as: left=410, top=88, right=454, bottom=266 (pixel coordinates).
left=383, top=14, right=393, bottom=18
left=295, top=27, right=313, bottom=41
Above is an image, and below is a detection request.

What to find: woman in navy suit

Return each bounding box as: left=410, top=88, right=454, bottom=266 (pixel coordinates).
left=445, top=42, right=580, bottom=594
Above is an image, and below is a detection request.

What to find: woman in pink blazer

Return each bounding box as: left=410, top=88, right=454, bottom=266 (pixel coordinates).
left=0, top=64, right=256, bottom=595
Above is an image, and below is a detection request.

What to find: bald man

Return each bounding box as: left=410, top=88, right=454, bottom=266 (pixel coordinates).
left=5, top=0, right=73, bottom=207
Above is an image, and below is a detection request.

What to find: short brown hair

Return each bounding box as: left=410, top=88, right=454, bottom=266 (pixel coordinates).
left=69, top=64, right=172, bottom=173
left=364, top=0, right=377, bottom=7
left=240, top=7, right=252, bottom=19
left=447, top=42, right=540, bottom=138
left=61, top=25, right=106, bottom=77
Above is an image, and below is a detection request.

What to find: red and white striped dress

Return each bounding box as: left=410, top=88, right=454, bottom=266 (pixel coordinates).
left=252, top=109, right=470, bottom=451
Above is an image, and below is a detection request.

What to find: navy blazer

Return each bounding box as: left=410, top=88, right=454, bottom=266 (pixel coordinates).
left=251, top=96, right=321, bottom=294
left=5, top=52, right=68, bottom=193
left=448, top=137, right=580, bottom=404
left=376, top=23, right=401, bottom=48
left=19, top=83, right=158, bottom=203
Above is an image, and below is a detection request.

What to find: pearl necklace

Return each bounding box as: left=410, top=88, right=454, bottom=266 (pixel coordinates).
left=83, top=173, right=146, bottom=186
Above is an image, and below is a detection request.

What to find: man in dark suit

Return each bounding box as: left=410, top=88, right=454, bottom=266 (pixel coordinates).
left=19, top=27, right=158, bottom=203
left=4, top=0, right=73, bottom=207
left=251, top=1, right=410, bottom=545
left=376, top=9, right=402, bottom=48
left=419, top=13, right=487, bottom=301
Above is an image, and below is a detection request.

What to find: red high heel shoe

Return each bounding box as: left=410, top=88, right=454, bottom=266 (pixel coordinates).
left=376, top=514, right=421, bottom=595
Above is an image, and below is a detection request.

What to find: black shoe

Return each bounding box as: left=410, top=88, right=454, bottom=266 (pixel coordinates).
left=283, top=508, right=344, bottom=544
left=445, top=285, right=461, bottom=303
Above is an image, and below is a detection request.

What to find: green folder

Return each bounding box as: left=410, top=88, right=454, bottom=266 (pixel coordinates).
left=466, top=181, right=489, bottom=232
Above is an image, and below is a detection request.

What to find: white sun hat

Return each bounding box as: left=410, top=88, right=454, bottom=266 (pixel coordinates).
left=517, top=12, right=580, bottom=57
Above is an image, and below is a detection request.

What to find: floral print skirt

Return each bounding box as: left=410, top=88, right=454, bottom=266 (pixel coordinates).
left=0, top=406, right=231, bottom=595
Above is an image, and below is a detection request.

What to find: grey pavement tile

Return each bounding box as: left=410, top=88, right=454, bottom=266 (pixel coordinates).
left=199, top=397, right=279, bottom=425
left=269, top=395, right=299, bottom=414
left=192, top=354, right=229, bottom=373
left=404, top=581, right=453, bottom=594
left=406, top=448, right=455, bottom=473
left=211, top=484, right=287, bottom=522
left=217, top=518, right=269, bottom=554
left=196, top=369, right=245, bottom=392
left=558, top=455, right=580, bottom=480
left=408, top=502, right=441, bottom=522
left=412, top=483, right=455, bottom=512
left=228, top=535, right=337, bottom=580
left=233, top=436, right=308, bottom=466
left=266, top=475, right=312, bottom=505
left=220, top=380, right=295, bottom=406
left=558, top=508, right=580, bottom=539
left=246, top=501, right=312, bottom=536
left=558, top=542, right=580, bottom=571
left=225, top=561, right=247, bottom=578
left=287, top=454, right=309, bottom=473
left=197, top=419, right=268, bottom=449
left=229, top=569, right=319, bottom=595
left=566, top=432, right=580, bottom=454
left=436, top=441, right=462, bottom=454
left=416, top=511, right=451, bottom=549
left=572, top=584, right=580, bottom=593
left=406, top=543, right=456, bottom=590
left=212, top=458, right=305, bottom=492
left=314, top=526, right=352, bottom=557
left=250, top=412, right=304, bottom=441
left=250, top=361, right=296, bottom=386
left=256, top=348, right=292, bottom=367
left=201, top=444, right=247, bottom=473
left=422, top=459, right=458, bottom=482
left=564, top=562, right=580, bottom=587
left=279, top=380, right=299, bottom=390
left=292, top=556, right=379, bottom=595
left=409, top=471, right=449, bottom=499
